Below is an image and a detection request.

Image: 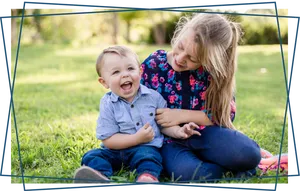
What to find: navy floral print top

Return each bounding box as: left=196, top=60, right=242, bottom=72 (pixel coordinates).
left=140, top=50, right=236, bottom=128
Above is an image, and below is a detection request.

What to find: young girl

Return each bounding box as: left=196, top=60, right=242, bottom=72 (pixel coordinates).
left=140, top=13, right=261, bottom=182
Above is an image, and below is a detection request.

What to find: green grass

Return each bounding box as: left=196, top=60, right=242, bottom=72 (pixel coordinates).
left=10, top=43, right=288, bottom=183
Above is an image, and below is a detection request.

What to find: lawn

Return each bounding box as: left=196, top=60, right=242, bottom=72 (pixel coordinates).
left=10, top=43, right=288, bottom=183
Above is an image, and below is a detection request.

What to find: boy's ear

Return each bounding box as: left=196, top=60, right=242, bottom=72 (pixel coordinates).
left=98, top=77, right=109, bottom=89
left=139, top=66, right=143, bottom=75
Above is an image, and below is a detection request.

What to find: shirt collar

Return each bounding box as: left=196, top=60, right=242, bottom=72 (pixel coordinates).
left=110, top=84, right=151, bottom=103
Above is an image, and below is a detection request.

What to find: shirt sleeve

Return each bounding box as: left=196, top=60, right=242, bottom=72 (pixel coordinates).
left=156, top=92, right=167, bottom=109
left=96, top=95, right=120, bottom=140
left=140, top=50, right=162, bottom=91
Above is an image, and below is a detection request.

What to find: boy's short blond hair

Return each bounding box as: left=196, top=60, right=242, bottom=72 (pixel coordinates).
left=96, top=45, right=140, bottom=77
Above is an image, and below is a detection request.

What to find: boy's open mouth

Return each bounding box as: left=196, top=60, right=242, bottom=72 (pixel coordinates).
left=121, top=81, right=132, bottom=91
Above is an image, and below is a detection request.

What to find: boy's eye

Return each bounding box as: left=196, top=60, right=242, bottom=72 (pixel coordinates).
left=112, top=71, right=119, bottom=75
left=128, top=67, right=135, bottom=70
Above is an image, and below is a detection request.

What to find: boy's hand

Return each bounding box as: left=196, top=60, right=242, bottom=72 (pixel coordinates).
left=135, top=123, right=155, bottom=144
left=176, top=122, right=201, bottom=139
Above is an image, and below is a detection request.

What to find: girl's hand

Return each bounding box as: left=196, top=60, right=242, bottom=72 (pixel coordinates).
left=176, top=122, right=201, bottom=139
left=155, top=108, right=182, bottom=127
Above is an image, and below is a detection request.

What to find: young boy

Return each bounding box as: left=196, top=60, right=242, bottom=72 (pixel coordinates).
left=74, top=45, right=200, bottom=183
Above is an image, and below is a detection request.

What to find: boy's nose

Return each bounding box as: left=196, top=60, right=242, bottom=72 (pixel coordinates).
left=121, top=71, right=129, bottom=78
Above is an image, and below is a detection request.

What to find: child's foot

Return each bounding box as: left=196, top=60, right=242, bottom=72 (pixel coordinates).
left=74, top=166, right=109, bottom=183
left=136, top=173, right=159, bottom=182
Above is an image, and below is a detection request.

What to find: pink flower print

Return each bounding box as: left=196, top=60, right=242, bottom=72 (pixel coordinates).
left=230, top=100, right=236, bottom=112
left=169, top=95, right=176, bottom=104
left=153, top=81, right=159, bottom=88
left=143, top=73, right=148, bottom=80
left=189, top=75, right=196, bottom=87
left=152, top=74, right=159, bottom=88
left=199, top=125, right=206, bottom=130
left=164, top=63, right=168, bottom=69
left=141, top=64, right=145, bottom=71
left=208, top=75, right=212, bottom=81
left=150, top=60, right=157, bottom=68
left=168, top=69, right=175, bottom=80
left=171, top=91, right=175, bottom=95
left=192, top=98, right=199, bottom=109
left=200, top=91, right=206, bottom=100
left=197, top=66, right=204, bottom=74
left=176, top=82, right=182, bottom=91
left=152, top=74, right=158, bottom=82
left=201, top=106, right=205, bottom=110
left=160, top=77, right=165, bottom=83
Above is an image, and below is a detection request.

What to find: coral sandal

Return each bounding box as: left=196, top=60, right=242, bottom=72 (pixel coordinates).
left=137, top=173, right=159, bottom=182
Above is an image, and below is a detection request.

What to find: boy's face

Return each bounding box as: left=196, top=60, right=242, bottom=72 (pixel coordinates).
left=98, top=53, right=141, bottom=102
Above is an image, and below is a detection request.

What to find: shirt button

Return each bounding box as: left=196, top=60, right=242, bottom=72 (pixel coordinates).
left=131, top=105, right=134, bottom=108
left=150, top=113, right=153, bottom=116
left=136, top=122, right=140, bottom=126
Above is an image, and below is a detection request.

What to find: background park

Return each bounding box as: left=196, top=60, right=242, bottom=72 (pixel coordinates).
left=10, top=9, right=288, bottom=183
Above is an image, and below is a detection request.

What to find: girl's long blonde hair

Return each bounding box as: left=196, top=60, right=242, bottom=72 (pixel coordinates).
left=171, top=14, right=242, bottom=129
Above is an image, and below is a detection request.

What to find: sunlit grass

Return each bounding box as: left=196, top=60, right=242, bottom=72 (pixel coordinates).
left=11, top=43, right=288, bottom=183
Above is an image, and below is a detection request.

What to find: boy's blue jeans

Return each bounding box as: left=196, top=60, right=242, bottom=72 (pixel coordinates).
left=81, top=145, right=162, bottom=179
left=161, top=126, right=261, bottom=182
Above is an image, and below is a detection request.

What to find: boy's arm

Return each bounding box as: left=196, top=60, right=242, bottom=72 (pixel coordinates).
left=97, top=95, right=134, bottom=150
left=102, top=133, right=140, bottom=150
left=102, top=123, right=154, bottom=150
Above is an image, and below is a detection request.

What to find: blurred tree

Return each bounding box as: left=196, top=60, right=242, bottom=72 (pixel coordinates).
left=11, top=9, right=19, bottom=45
left=112, top=13, right=119, bottom=44
left=150, top=11, right=167, bottom=45
left=119, top=11, right=146, bottom=43
left=32, top=9, right=43, bottom=42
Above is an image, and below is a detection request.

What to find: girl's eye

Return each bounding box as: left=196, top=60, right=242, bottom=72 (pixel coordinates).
left=190, top=58, right=197, bottom=63
left=178, top=43, right=184, bottom=50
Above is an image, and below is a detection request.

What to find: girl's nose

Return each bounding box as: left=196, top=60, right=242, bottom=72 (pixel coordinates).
left=177, top=52, right=187, bottom=64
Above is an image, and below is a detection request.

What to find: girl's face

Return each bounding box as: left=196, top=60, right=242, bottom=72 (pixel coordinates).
left=169, top=29, right=202, bottom=72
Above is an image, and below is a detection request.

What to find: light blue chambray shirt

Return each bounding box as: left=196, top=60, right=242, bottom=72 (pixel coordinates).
left=96, top=84, right=167, bottom=148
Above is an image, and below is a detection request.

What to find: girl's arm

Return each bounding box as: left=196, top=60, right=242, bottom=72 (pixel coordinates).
left=161, top=126, right=181, bottom=139
left=156, top=108, right=213, bottom=128
left=179, top=109, right=214, bottom=126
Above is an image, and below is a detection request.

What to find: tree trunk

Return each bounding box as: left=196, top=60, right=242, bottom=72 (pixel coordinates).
left=153, top=23, right=166, bottom=45
left=125, top=21, right=131, bottom=43
left=11, top=9, right=18, bottom=46
left=150, top=12, right=166, bottom=45
left=32, top=9, right=42, bottom=43
left=112, top=13, right=119, bottom=44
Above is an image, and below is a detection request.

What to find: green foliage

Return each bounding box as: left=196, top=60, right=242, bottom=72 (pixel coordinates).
left=146, top=9, right=288, bottom=45
left=12, top=9, right=288, bottom=46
